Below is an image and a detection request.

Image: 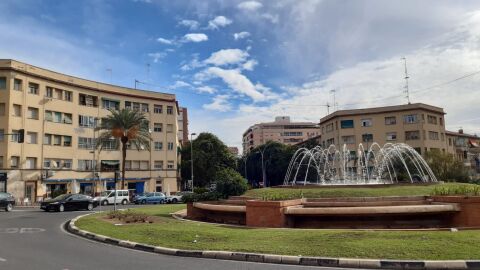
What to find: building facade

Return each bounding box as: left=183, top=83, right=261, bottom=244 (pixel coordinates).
left=242, top=116, right=320, bottom=153
left=319, top=103, right=448, bottom=155
left=446, top=130, right=480, bottom=176
left=177, top=107, right=189, bottom=146
left=0, top=59, right=181, bottom=202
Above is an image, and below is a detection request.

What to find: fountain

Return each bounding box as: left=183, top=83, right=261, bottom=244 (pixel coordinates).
left=283, top=143, right=437, bottom=186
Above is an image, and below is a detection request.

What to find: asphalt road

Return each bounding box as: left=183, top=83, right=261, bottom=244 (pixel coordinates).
left=0, top=205, right=360, bottom=270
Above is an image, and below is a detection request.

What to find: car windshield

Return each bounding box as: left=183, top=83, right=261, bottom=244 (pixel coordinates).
left=145, top=193, right=153, bottom=197
left=53, top=194, right=70, bottom=200
left=99, top=191, right=111, bottom=197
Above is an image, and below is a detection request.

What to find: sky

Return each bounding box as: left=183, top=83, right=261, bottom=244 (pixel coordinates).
left=1, top=0, right=480, bottom=151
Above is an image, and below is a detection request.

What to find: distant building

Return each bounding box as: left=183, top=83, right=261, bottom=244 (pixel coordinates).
left=228, top=147, right=239, bottom=156
left=242, top=116, right=320, bottom=153
left=446, top=129, right=480, bottom=176
left=177, top=107, right=189, bottom=146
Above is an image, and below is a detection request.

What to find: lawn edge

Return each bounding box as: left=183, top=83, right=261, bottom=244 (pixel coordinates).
left=67, top=212, right=480, bottom=270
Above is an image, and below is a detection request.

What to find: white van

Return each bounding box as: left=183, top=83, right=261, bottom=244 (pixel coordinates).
left=94, top=190, right=130, bottom=206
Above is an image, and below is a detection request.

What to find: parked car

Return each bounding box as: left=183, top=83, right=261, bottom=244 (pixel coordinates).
left=0, top=192, right=15, bottom=212
left=166, top=191, right=191, bottom=203
left=133, top=192, right=166, bottom=204
left=93, top=190, right=130, bottom=206
left=41, top=194, right=98, bottom=212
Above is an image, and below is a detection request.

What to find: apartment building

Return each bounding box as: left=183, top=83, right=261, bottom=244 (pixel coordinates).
left=0, top=59, right=181, bottom=202
left=319, top=103, right=448, bottom=155
left=242, top=116, right=320, bottom=153
left=177, top=107, right=189, bottom=146
left=446, top=129, right=480, bottom=176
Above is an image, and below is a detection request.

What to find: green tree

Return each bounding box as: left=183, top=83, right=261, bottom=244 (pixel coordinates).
left=214, top=168, right=248, bottom=198
left=180, top=133, right=236, bottom=188
left=96, top=109, right=151, bottom=187
left=425, top=149, right=470, bottom=182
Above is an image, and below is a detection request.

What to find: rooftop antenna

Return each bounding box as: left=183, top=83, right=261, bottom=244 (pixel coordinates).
left=146, top=63, right=151, bottom=81
left=330, top=89, right=338, bottom=112
left=401, top=57, right=411, bottom=104
left=326, top=102, right=330, bottom=115
left=106, top=68, right=112, bottom=84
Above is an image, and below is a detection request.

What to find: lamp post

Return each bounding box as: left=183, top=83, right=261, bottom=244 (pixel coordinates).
left=190, top=133, right=197, bottom=191
left=257, top=144, right=270, bottom=188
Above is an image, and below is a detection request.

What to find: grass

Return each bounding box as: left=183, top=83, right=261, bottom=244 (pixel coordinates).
left=76, top=204, right=480, bottom=260
left=244, top=182, right=479, bottom=200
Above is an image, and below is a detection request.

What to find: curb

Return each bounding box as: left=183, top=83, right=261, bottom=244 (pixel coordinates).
left=67, top=213, right=480, bottom=270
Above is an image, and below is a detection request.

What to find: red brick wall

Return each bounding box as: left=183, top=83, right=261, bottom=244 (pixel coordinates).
left=432, top=196, right=480, bottom=227
left=245, top=199, right=303, bottom=228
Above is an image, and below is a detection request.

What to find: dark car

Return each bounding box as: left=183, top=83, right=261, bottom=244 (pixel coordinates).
left=0, top=192, right=15, bottom=212
left=41, top=194, right=98, bottom=212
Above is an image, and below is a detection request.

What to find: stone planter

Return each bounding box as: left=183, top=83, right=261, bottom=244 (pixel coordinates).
left=432, top=196, right=480, bottom=228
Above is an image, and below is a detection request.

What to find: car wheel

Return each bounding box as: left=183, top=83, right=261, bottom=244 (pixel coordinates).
left=102, top=200, right=108, bottom=206
left=141, top=199, right=146, bottom=204
left=121, top=199, right=127, bottom=205
left=172, top=198, right=178, bottom=204
left=87, top=203, right=94, bottom=211
left=58, top=204, right=65, bottom=212
left=5, top=203, right=13, bottom=212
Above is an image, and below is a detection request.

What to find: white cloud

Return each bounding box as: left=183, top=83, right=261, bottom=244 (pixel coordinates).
left=156, top=37, right=173, bottom=45
left=242, top=59, right=258, bottom=71
left=261, top=13, right=279, bottom=24
left=233, top=31, right=251, bottom=40
left=237, top=1, right=263, bottom=11
left=207, top=16, right=232, bottom=30
left=147, top=52, right=166, bottom=63
left=196, top=85, right=216, bottom=94
left=204, top=67, right=265, bottom=101
left=180, top=54, right=204, bottom=71
left=204, top=49, right=249, bottom=66
left=203, top=95, right=232, bottom=111
left=178, top=19, right=199, bottom=30
left=182, top=33, right=208, bottom=42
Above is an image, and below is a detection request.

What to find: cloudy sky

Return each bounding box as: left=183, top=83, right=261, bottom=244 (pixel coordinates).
left=2, top=0, right=480, bottom=150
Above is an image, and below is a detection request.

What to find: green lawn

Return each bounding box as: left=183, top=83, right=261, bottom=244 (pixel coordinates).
left=76, top=204, right=480, bottom=260
left=244, top=182, right=478, bottom=200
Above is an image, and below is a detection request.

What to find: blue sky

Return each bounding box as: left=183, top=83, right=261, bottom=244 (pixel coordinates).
left=2, top=0, right=480, bottom=150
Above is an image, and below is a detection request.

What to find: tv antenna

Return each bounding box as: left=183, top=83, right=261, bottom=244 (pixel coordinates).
left=330, top=89, right=338, bottom=112
left=401, top=57, right=411, bottom=104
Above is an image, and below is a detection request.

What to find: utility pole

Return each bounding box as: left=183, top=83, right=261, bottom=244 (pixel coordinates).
left=330, top=89, right=338, bottom=112
left=401, top=57, right=411, bottom=104
left=190, top=133, right=197, bottom=191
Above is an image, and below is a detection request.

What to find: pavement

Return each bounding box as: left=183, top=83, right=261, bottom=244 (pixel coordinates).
left=0, top=205, right=354, bottom=270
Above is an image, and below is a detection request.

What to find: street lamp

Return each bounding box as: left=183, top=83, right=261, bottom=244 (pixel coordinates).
left=257, top=144, right=270, bottom=188
left=190, top=133, right=197, bottom=191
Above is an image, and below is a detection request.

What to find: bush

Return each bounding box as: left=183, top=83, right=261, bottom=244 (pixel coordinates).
left=182, top=191, right=221, bottom=203
left=193, top=187, right=209, bottom=194
left=431, top=184, right=480, bottom=196
left=214, top=168, right=248, bottom=199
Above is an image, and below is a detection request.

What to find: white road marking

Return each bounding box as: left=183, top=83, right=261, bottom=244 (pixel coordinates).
left=0, top=257, right=6, bottom=262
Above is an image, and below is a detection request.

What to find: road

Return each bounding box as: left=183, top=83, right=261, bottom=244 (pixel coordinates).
left=0, top=205, right=357, bottom=270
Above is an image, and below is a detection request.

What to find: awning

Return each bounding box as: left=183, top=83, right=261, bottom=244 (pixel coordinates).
left=469, top=139, right=479, bottom=148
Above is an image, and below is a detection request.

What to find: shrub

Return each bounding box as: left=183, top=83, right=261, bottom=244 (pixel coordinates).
left=431, top=184, right=480, bottom=196
left=213, top=168, right=248, bottom=199
left=193, top=187, right=209, bottom=194
left=182, top=191, right=221, bottom=203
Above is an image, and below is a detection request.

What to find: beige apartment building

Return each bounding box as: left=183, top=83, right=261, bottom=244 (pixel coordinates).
left=242, top=116, right=320, bottom=153
left=0, top=59, right=181, bottom=203
left=178, top=107, right=189, bottom=146
left=319, top=103, right=448, bottom=155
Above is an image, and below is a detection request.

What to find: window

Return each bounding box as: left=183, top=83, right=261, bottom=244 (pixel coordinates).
left=362, top=133, right=373, bottom=142
left=140, top=161, right=149, bottom=170
left=326, top=138, right=334, bottom=145
left=342, top=135, right=355, bottom=144
left=11, top=130, right=20, bottom=142
left=44, top=111, right=52, bottom=121
left=12, top=104, right=21, bottom=117
left=441, top=133, right=445, bottom=141
left=141, top=103, right=149, bottom=112
left=340, top=120, right=354, bottom=129
left=405, top=130, right=420, bottom=140
left=0, top=156, right=3, bottom=168
left=131, top=161, right=140, bottom=170
left=78, top=137, right=96, bottom=149
left=53, top=135, right=62, bottom=146
left=427, top=115, right=438, bottom=125
left=167, top=161, right=174, bottom=169
left=79, top=115, right=97, bottom=128
left=132, top=102, right=140, bottom=111
left=404, top=114, right=418, bottom=124
left=102, top=99, right=120, bottom=110
left=78, top=160, right=97, bottom=171
left=0, top=77, right=6, bottom=89
left=63, top=113, right=72, bottom=124
left=102, top=139, right=118, bottom=150
left=283, top=131, right=302, bottom=136
left=28, top=83, right=39, bottom=95
left=385, top=116, right=396, bottom=125
left=44, top=134, right=52, bottom=145
left=449, top=138, right=453, bottom=146
left=429, top=131, right=439, bottom=140
left=0, top=129, right=4, bottom=141
left=63, top=136, right=72, bottom=147
left=167, top=142, right=174, bottom=150
left=326, top=123, right=334, bottom=132
left=64, top=91, right=73, bottom=102
left=154, top=160, right=163, bottom=169
left=26, top=157, right=37, bottom=169
left=79, top=94, right=98, bottom=107
left=439, top=117, right=443, bottom=126
left=167, top=106, right=173, bottom=115
left=154, top=123, right=163, bottom=132
left=55, top=89, right=63, bottom=99
left=386, top=132, right=397, bottom=141
left=27, top=107, right=39, bottom=120
left=13, top=79, right=22, bottom=91
left=46, top=87, right=53, bottom=98
left=361, top=118, right=372, bottom=127
left=125, top=101, right=132, bottom=110
left=0, top=103, right=5, bottom=116
left=154, top=142, right=163, bottom=150
left=154, top=105, right=163, bottom=114
left=166, top=124, right=173, bottom=133
left=54, top=112, right=62, bottom=123
left=11, top=156, right=19, bottom=168
left=63, top=160, right=72, bottom=169
left=27, top=132, right=37, bottom=144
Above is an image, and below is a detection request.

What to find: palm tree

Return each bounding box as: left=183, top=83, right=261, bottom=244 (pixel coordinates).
left=96, top=109, right=151, bottom=188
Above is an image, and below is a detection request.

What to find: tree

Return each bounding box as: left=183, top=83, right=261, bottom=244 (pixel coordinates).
left=213, top=168, right=248, bottom=198
left=180, top=133, right=236, bottom=188
left=425, top=149, right=470, bottom=182
left=96, top=109, right=151, bottom=187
